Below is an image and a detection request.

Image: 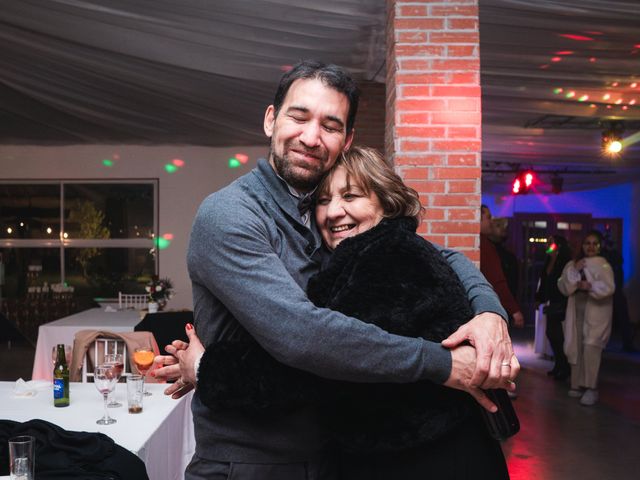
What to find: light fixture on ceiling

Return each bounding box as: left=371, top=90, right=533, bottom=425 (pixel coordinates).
left=511, top=170, right=536, bottom=195
left=601, top=121, right=625, bottom=156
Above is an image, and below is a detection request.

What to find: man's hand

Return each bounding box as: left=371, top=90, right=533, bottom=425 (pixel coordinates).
left=441, top=312, right=520, bottom=390
left=444, top=344, right=496, bottom=412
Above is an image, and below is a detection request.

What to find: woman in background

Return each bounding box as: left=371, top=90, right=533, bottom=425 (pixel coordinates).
left=558, top=230, right=615, bottom=406
left=535, top=234, right=572, bottom=380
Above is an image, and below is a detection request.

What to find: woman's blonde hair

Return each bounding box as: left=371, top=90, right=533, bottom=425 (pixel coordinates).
left=317, top=146, right=424, bottom=225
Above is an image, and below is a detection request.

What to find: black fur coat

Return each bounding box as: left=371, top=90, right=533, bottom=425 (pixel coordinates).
left=198, top=217, right=475, bottom=452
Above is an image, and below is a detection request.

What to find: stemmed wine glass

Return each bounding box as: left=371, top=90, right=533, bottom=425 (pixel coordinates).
left=94, top=365, right=118, bottom=425
left=104, top=353, right=124, bottom=407
left=133, top=347, right=155, bottom=396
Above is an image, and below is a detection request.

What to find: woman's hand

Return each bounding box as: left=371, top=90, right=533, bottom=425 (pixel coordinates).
left=153, top=324, right=205, bottom=399
left=575, top=258, right=587, bottom=271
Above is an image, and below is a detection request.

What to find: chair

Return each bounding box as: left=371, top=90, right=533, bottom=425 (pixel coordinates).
left=81, top=338, right=128, bottom=383
left=134, top=310, right=193, bottom=351
left=70, top=330, right=160, bottom=383
left=118, top=292, right=147, bottom=310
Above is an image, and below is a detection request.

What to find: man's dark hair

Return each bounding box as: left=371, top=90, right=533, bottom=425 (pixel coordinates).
left=273, top=60, right=360, bottom=133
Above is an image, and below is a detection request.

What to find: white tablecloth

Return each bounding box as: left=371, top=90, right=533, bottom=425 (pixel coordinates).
left=32, top=308, right=142, bottom=381
left=1, top=381, right=195, bottom=480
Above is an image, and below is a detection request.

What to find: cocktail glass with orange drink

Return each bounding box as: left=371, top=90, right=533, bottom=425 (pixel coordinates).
left=133, top=347, right=155, bottom=396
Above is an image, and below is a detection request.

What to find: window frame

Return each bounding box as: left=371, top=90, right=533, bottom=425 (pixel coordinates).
left=0, top=178, right=159, bottom=284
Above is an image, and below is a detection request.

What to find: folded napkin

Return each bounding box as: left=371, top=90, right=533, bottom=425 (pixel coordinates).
left=14, top=378, right=50, bottom=397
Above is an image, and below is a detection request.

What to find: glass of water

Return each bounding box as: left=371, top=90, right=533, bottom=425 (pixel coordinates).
left=9, top=435, right=35, bottom=480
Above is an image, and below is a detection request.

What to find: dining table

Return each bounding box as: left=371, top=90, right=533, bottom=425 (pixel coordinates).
left=1, top=381, right=195, bottom=480
left=32, top=307, right=142, bottom=381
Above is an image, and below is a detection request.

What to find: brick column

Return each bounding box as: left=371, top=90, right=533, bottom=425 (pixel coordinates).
left=386, top=0, right=481, bottom=262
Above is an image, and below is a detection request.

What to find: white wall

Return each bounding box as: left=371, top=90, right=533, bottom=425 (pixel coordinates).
left=1, top=144, right=268, bottom=309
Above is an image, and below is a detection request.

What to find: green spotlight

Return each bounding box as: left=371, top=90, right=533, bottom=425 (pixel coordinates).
left=164, top=164, right=178, bottom=173
left=228, top=158, right=241, bottom=168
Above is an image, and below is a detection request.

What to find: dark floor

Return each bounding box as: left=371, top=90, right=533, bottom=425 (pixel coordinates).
left=1, top=328, right=639, bottom=479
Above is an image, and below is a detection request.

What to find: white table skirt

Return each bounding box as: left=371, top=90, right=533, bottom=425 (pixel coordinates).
left=1, top=381, right=195, bottom=480
left=32, top=308, right=142, bottom=381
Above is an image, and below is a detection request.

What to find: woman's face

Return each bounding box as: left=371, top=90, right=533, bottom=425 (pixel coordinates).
left=582, top=234, right=601, bottom=257
left=315, top=166, right=384, bottom=250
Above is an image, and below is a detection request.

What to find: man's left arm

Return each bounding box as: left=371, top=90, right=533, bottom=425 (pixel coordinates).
left=436, top=245, right=519, bottom=390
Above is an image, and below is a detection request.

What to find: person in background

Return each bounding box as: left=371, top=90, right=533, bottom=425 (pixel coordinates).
left=488, top=217, right=519, bottom=300
left=558, top=230, right=615, bottom=406
left=535, top=234, right=572, bottom=380
left=480, top=205, right=525, bottom=329
left=600, top=231, right=637, bottom=353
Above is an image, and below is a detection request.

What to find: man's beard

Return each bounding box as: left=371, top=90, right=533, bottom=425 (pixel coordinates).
left=270, top=141, right=328, bottom=192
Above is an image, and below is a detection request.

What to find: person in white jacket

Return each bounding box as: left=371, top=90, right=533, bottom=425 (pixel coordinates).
left=558, top=230, right=615, bottom=406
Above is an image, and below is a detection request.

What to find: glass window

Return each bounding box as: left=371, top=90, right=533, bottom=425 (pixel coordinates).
left=0, top=181, right=157, bottom=306
left=557, top=222, right=569, bottom=230
left=64, top=248, right=155, bottom=298
left=534, top=221, right=547, bottom=228
left=0, top=247, right=61, bottom=299
left=0, top=184, right=61, bottom=239
left=64, top=184, right=154, bottom=239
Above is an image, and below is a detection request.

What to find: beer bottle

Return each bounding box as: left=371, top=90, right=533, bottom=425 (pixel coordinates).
left=53, top=343, right=70, bottom=407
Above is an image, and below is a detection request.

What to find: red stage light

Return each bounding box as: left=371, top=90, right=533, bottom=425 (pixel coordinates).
left=511, top=171, right=536, bottom=195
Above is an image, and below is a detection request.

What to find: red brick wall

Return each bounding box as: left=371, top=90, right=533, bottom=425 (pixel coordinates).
left=386, top=0, right=481, bottom=262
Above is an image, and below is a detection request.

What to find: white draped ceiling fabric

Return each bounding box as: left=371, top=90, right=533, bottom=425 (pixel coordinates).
left=1, top=0, right=639, bottom=192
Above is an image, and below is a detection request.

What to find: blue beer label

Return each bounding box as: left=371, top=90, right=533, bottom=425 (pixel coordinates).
left=53, top=379, right=64, bottom=399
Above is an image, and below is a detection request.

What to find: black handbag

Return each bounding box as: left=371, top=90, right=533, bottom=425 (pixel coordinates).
left=479, top=389, right=520, bottom=441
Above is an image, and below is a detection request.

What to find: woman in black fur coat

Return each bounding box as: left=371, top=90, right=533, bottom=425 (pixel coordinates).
left=198, top=146, right=509, bottom=479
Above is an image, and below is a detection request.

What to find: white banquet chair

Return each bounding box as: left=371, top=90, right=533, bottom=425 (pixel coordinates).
left=118, top=292, right=147, bottom=310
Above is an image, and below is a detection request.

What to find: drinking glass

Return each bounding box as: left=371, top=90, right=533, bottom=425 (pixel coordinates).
left=104, top=353, right=124, bottom=407
left=94, top=365, right=117, bottom=425
left=9, top=435, right=34, bottom=480
left=133, top=347, right=155, bottom=396
left=51, top=344, right=72, bottom=365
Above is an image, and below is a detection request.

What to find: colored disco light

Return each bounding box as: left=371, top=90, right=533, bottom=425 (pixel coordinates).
left=235, top=153, right=249, bottom=164
left=162, top=233, right=174, bottom=241
left=590, top=104, right=597, bottom=108
left=6, top=227, right=12, bottom=234
left=603, top=93, right=611, bottom=100
left=164, top=164, right=178, bottom=173
left=113, top=153, right=120, bottom=160
left=631, top=83, right=638, bottom=88
left=228, top=158, right=241, bottom=168
left=589, top=57, right=597, bottom=62
left=565, top=91, right=576, bottom=98
left=551, top=57, right=562, bottom=62
left=622, top=106, right=628, bottom=110
left=555, top=51, right=574, bottom=55
left=553, top=88, right=563, bottom=94
left=630, top=99, right=636, bottom=105
left=280, top=65, right=293, bottom=72
left=172, top=158, right=185, bottom=167
left=154, top=237, right=171, bottom=250
left=511, top=171, right=535, bottom=195
left=615, top=99, right=623, bottom=105
left=578, top=95, right=589, bottom=102
left=612, top=82, right=619, bottom=87
left=559, top=33, right=594, bottom=41
left=546, top=243, right=558, bottom=254
left=102, top=159, right=114, bottom=167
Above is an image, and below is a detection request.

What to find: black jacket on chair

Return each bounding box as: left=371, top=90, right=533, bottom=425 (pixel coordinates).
left=198, top=217, right=475, bottom=452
